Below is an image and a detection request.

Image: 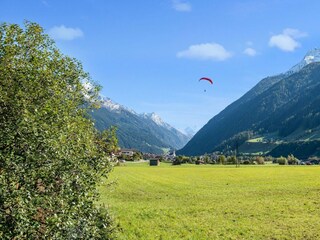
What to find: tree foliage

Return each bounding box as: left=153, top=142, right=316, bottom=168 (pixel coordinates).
left=0, top=22, right=115, bottom=239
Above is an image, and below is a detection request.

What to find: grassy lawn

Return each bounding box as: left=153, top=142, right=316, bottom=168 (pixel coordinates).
left=99, top=163, right=320, bottom=239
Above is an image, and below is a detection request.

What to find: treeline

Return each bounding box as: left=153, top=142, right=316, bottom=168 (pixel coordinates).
left=172, top=154, right=303, bottom=165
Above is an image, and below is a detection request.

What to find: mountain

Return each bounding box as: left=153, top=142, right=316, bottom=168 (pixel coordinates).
left=184, top=127, right=196, bottom=139
left=285, top=48, right=320, bottom=75
left=90, top=97, right=190, bottom=154
left=178, top=49, right=320, bottom=157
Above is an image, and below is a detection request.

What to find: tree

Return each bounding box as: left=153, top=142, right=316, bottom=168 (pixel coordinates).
left=202, top=155, right=210, bottom=164
left=172, top=155, right=183, bottom=165
left=277, top=156, right=288, bottom=165
left=255, top=156, right=265, bottom=165
left=0, top=22, right=115, bottom=239
left=218, top=155, right=226, bottom=165
left=98, top=126, right=119, bottom=157
left=287, top=154, right=299, bottom=165
left=132, top=151, right=142, bottom=161
left=227, top=155, right=237, bottom=164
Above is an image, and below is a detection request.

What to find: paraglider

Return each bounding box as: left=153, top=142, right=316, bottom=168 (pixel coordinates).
left=199, top=77, right=213, bottom=84
left=199, top=77, right=213, bottom=92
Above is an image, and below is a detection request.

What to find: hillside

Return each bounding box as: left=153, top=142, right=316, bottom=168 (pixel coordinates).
left=178, top=49, right=320, bottom=157
left=90, top=97, right=190, bottom=154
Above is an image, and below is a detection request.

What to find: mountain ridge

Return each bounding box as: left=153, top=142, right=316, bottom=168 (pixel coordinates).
left=178, top=49, right=320, bottom=157
left=90, top=97, right=191, bottom=154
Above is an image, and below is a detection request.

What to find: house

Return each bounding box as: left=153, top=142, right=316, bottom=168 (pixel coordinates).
left=164, top=150, right=176, bottom=161
left=120, top=149, right=135, bottom=157
left=149, top=159, right=160, bottom=166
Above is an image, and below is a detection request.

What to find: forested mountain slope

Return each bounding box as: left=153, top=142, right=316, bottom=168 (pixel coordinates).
left=178, top=50, right=320, bottom=156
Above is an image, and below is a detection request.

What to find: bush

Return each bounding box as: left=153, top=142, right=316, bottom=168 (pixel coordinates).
left=255, top=156, right=265, bottom=165
left=0, top=22, right=115, bottom=239
left=277, top=157, right=288, bottom=165
left=172, top=159, right=182, bottom=165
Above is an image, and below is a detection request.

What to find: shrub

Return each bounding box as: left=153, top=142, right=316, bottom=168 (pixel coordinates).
left=277, top=157, right=288, bottom=165
left=172, top=159, right=182, bottom=165
left=255, top=156, right=265, bottom=165
left=0, top=22, right=115, bottom=239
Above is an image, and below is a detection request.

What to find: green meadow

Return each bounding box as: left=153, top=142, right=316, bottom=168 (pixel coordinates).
left=100, top=163, right=320, bottom=239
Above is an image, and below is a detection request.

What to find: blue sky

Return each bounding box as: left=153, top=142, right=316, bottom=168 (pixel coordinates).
left=2, top=0, right=320, bottom=132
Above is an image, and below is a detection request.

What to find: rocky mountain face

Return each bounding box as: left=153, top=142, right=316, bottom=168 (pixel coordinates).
left=90, top=97, right=190, bottom=154
left=178, top=49, right=320, bottom=157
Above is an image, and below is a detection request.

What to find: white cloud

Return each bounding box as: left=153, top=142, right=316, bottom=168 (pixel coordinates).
left=283, top=28, right=307, bottom=38
left=172, top=0, right=192, bottom=12
left=243, top=47, right=257, bottom=56
left=269, top=35, right=299, bottom=52
left=48, top=25, right=84, bottom=41
left=269, top=28, right=307, bottom=52
left=177, top=43, right=232, bottom=61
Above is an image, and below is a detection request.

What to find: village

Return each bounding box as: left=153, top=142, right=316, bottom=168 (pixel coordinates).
left=115, top=148, right=320, bottom=166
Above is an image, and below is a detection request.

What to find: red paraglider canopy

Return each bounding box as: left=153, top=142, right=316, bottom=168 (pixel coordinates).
left=199, top=77, right=213, bottom=84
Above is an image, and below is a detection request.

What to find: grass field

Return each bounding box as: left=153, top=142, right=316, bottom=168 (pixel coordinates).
left=99, top=163, right=320, bottom=239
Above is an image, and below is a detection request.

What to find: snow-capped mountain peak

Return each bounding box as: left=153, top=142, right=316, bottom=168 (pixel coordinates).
left=99, top=97, right=137, bottom=114
left=98, top=97, right=173, bottom=129
left=150, top=112, right=165, bottom=126
left=100, top=97, right=121, bottom=111
left=141, top=112, right=167, bottom=127
left=90, top=97, right=191, bottom=153
left=286, top=48, right=320, bottom=75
